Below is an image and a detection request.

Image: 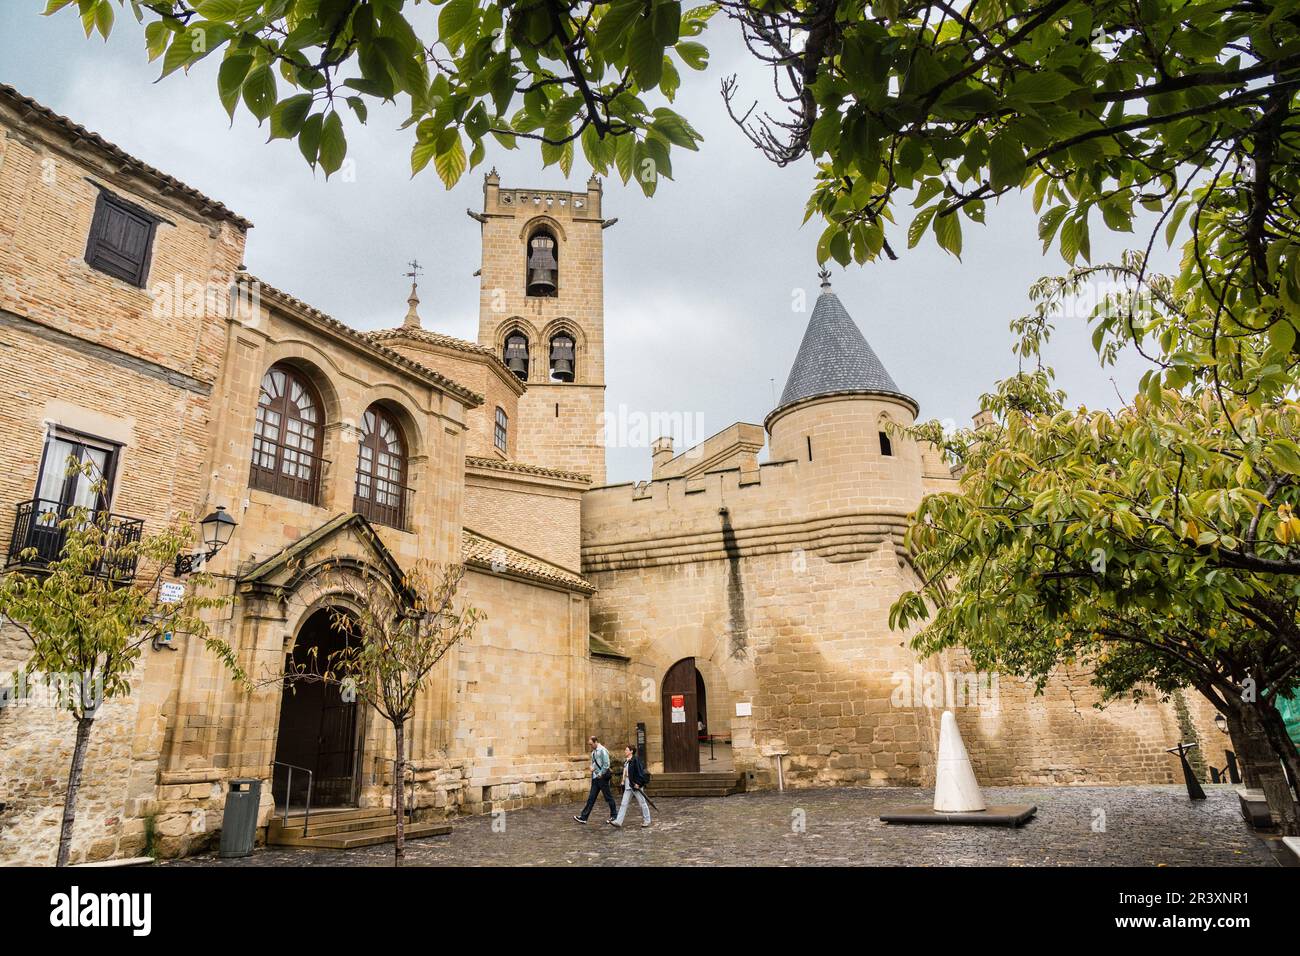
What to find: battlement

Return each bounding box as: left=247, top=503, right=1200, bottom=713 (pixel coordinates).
left=482, top=169, right=603, bottom=221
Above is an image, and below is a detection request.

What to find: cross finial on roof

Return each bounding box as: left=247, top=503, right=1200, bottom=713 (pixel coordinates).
left=818, top=268, right=832, bottom=292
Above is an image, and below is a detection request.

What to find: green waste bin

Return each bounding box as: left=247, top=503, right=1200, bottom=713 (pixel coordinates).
left=218, top=778, right=262, bottom=858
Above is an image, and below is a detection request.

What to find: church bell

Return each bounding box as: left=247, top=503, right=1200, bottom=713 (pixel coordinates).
left=504, top=335, right=529, bottom=380
left=549, top=335, right=575, bottom=383
left=527, top=236, right=558, bottom=297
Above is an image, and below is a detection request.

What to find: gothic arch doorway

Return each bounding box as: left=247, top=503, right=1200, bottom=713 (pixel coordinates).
left=662, top=657, right=703, bottom=773
left=272, top=607, right=362, bottom=808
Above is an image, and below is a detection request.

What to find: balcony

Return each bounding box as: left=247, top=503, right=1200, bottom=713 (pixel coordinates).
left=6, top=498, right=145, bottom=581
left=353, top=478, right=412, bottom=532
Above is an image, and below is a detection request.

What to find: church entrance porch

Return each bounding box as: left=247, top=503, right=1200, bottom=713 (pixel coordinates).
left=272, top=607, right=362, bottom=809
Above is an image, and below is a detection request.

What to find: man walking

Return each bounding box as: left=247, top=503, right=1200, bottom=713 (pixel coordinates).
left=574, top=735, right=617, bottom=823
left=609, top=744, right=652, bottom=829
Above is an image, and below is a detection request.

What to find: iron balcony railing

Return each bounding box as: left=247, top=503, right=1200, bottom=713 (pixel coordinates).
left=352, top=478, right=413, bottom=532
left=249, top=435, right=328, bottom=505
left=6, top=498, right=145, bottom=581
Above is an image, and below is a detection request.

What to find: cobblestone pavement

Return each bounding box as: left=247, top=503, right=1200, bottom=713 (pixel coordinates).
left=167, top=785, right=1280, bottom=867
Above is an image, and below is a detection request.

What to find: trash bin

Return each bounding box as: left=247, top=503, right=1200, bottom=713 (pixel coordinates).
left=218, top=778, right=262, bottom=859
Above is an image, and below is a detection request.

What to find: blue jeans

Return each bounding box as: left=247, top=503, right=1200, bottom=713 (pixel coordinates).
left=614, top=785, right=651, bottom=825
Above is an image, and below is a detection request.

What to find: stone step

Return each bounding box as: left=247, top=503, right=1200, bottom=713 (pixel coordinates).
left=274, top=806, right=395, bottom=832
left=270, top=811, right=409, bottom=838
left=647, top=772, right=745, bottom=798
left=267, top=819, right=451, bottom=850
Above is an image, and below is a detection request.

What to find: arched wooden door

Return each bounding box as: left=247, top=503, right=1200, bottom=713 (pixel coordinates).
left=662, top=658, right=701, bottom=773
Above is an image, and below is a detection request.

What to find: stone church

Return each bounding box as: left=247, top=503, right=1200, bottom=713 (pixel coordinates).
left=0, top=84, right=1219, bottom=863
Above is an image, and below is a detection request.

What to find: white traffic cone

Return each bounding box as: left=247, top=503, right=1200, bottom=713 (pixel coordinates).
left=933, top=710, right=986, bottom=812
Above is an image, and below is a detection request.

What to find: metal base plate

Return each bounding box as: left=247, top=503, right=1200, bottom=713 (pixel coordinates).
left=879, top=804, right=1038, bottom=827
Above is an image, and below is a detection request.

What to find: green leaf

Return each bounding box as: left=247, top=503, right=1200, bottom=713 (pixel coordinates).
left=988, top=132, right=1025, bottom=192
left=298, top=112, right=324, bottom=167
left=629, top=19, right=664, bottom=89
left=675, top=40, right=708, bottom=70
left=318, top=111, right=347, bottom=176
left=218, top=53, right=253, bottom=119
left=933, top=207, right=963, bottom=258
left=434, top=131, right=468, bottom=188
left=270, top=94, right=314, bottom=141
left=241, top=64, right=277, bottom=122
left=1008, top=72, right=1075, bottom=103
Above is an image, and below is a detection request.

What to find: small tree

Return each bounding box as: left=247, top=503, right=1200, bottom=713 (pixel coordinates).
left=291, top=559, right=482, bottom=862
left=0, top=468, right=240, bottom=866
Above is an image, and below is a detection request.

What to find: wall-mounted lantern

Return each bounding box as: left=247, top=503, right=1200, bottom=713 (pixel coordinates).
left=174, top=506, right=238, bottom=575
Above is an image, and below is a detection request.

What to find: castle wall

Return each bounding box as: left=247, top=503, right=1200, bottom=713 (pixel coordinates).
left=584, top=414, right=1200, bottom=791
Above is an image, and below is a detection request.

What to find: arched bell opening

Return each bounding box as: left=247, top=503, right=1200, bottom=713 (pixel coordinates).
left=525, top=229, right=558, bottom=297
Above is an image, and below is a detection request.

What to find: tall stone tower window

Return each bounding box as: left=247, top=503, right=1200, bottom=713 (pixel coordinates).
left=879, top=431, right=893, bottom=456
left=525, top=229, right=558, bottom=297
left=494, top=407, right=509, bottom=453
left=549, top=333, right=576, bottom=382
left=503, top=331, right=530, bottom=380
left=354, top=405, right=407, bottom=530
left=250, top=363, right=323, bottom=504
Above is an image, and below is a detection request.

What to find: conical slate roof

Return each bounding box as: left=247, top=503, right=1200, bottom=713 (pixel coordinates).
left=776, top=277, right=914, bottom=412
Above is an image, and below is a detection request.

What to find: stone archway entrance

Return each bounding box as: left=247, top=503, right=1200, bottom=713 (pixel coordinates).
left=272, top=607, right=361, bottom=808
left=662, top=657, right=702, bottom=773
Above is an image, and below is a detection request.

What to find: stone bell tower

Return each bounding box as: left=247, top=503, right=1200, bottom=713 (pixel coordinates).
left=474, top=169, right=608, bottom=483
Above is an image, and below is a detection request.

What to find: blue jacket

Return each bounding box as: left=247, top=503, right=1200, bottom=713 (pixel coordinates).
left=590, top=744, right=611, bottom=779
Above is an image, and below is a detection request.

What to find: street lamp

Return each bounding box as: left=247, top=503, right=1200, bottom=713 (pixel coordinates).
left=174, top=506, right=238, bottom=575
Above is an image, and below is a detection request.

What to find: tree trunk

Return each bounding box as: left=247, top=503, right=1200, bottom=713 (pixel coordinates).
left=56, top=716, right=95, bottom=867
left=393, top=717, right=405, bottom=862
left=1224, top=707, right=1261, bottom=787
left=1242, top=702, right=1300, bottom=836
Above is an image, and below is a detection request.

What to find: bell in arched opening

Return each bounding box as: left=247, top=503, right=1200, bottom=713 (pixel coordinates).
left=549, top=333, right=575, bottom=382
left=526, top=232, right=558, bottom=297
left=503, top=332, right=530, bottom=380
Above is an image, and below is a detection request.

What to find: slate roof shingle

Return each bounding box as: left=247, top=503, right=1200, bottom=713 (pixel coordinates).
left=776, top=286, right=915, bottom=413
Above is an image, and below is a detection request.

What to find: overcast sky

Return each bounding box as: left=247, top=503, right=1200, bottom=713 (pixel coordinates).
left=0, top=2, right=1169, bottom=483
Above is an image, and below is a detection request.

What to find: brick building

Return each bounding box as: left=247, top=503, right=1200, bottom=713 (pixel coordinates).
left=0, top=85, right=1220, bottom=863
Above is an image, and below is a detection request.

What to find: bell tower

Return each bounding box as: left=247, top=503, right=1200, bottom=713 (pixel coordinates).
left=475, top=170, right=607, bottom=482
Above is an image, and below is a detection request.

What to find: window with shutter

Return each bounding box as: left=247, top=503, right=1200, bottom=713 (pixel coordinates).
left=84, top=191, right=159, bottom=287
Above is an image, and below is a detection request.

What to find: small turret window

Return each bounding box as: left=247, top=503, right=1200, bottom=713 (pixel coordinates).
left=495, top=407, right=508, bottom=453
left=879, top=431, right=893, bottom=457
left=526, top=230, right=558, bottom=297
left=503, top=331, right=529, bottom=380
left=549, top=333, right=575, bottom=382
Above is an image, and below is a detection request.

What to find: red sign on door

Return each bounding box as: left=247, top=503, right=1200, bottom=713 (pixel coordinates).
left=670, top=694, right=686, bottom=723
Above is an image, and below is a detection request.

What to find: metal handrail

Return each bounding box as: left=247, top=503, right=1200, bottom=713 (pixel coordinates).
left=249, top=435, right=328, bottom=504
left=352, top=479, right=414, bottom=531
left=7, top=498, right=144, bottom=580
left=271, top=760, right=314, bottom=836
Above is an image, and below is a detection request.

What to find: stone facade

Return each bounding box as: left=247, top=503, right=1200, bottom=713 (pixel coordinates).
left=0, top=84, right=1225, bottom=865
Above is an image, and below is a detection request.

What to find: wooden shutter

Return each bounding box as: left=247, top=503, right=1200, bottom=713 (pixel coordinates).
left=85, top=191, right=158, bottom=287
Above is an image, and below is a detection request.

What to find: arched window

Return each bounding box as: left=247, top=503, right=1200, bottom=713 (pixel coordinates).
left=525, top=229, right=558, bottom=297
left=354, top=405, right=407, bottom=530
left=549, top=333, right=575, bottom=382
left=250, top=363, right=322, bottom=503
left=879, top=430, right=893, bottom=457
left=503, top=331, right=529, bottom=381
left=494, top=407, right=508, bottom=453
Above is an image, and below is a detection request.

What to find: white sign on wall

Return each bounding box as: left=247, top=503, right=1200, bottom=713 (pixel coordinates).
left=735, top=701, right=753, bottom=717
left=159, top=582, right=185, bottom=604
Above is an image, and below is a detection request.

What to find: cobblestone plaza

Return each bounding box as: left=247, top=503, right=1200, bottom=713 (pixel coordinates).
left=167, top=786, right=1284, bottom=868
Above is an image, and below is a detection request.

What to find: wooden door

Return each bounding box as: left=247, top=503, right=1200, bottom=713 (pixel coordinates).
left=662, top=658, right=700, bottom=773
